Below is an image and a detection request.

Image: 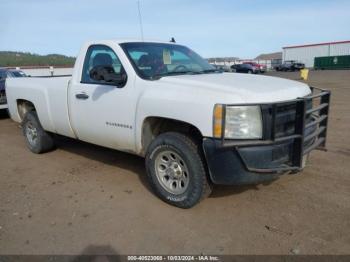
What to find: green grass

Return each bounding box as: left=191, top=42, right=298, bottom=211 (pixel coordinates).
left=0, top=51, right=75, bottom=67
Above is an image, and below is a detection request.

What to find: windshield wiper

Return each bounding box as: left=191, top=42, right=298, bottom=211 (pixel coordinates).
left=152, top=70, right=201, bottom=79
left=151, top=69, right=221, bottom=80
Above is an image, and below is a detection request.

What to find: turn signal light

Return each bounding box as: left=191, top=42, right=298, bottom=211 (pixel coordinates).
left=213, top=104, right=223, bottom=138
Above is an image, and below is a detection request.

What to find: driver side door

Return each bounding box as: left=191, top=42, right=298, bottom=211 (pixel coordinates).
left=69, top=44, right=137, bottom=152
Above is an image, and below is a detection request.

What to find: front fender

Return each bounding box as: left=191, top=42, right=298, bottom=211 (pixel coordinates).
left=134, top=86, right=215, bottom=154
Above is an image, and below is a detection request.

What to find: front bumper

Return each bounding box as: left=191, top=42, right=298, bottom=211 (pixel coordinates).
left=203, top=87, right=331, bottom=185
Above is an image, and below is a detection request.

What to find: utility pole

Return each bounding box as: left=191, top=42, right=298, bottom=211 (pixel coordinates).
left=137, top=0, right=144, bottom=41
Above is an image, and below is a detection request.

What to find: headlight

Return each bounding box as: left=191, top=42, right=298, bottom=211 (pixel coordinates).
left=213, top=105, right=263, bottom=139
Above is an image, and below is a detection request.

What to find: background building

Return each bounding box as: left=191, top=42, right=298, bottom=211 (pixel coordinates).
left=254, top=52, right=282, bottom=69
left=283, top=40, right=350, bottom=68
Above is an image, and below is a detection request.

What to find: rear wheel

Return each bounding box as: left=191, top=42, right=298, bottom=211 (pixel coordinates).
left=22, top=111, right=55, bottom=153
left=145, top=132, right=212, bottom=208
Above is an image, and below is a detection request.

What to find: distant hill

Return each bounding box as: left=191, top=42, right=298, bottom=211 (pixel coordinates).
left=0, top=51, right=75, bottom=67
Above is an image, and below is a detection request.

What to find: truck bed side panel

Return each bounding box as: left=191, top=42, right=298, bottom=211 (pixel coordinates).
left=6, top=77, right=76, bottom=138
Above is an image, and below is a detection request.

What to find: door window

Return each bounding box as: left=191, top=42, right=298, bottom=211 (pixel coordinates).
left=81, top=45, right=125, bottom=84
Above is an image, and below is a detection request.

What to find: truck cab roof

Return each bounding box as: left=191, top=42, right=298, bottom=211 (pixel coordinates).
left=84, top=39, right=181, bottom=46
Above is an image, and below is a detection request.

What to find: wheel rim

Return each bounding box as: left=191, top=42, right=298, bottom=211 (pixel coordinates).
left=154, top=150, right=190, bottom=195
left=25, top=122, right=38, bottom=147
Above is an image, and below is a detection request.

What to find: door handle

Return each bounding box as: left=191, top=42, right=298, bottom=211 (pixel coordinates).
left=75, top=93, right=89, bottom=100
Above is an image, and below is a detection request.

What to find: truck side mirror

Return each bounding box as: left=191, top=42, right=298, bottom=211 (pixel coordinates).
left=89, top=66, right=127, bottom=87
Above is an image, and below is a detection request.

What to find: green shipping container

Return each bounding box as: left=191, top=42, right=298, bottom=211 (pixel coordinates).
left=314, top=55, right=350, bottom=70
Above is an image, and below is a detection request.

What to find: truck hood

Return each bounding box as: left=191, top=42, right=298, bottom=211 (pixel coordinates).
left=158, top=73, right=311, bottom=103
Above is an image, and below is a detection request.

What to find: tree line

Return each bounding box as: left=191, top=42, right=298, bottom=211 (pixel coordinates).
left=0, top=51, right=75, bottom=67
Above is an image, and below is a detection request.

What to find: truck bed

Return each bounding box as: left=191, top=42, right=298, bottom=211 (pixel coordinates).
left=6, top=75, right=76, bottom=138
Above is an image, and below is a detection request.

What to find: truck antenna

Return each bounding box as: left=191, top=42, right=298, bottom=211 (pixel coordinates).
left=137, top=0, right=144, bottom=41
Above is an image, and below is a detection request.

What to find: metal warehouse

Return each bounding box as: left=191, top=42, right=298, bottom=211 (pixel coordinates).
left=283, top=40, right=350, bottom=68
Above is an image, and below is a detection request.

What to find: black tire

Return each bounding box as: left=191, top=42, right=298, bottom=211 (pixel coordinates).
left=145, top=132, right=212, bottom=208
left=247, top=70, right=253, bottom=74
left=22, top=111, right=55, bottom=154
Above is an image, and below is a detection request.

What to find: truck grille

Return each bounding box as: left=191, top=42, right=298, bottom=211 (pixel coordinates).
left=274, top=103, right=298, bottom=138
left=273, top=100, right=315, bottom=142
left=0, top=90, right=6, bottom=104
left=219, top=87, right=331, bottom=172
left=263, top=88, right=330, bottom=169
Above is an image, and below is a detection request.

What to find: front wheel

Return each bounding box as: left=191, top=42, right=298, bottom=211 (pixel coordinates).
left=145, top=132, right=212, bottom=208
left=22, top=111, right=55, bottom=154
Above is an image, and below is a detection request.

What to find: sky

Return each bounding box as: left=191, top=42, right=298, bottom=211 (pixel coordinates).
left=0, top=0, right=350, bottom=58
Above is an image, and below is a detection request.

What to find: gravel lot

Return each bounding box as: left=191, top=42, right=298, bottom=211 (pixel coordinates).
left=0, top=70, right=349, bottom=255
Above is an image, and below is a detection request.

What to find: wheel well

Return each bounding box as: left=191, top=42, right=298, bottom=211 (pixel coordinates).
left=17, top=99, right=36, bottom=121
left=141, top=117, right=203, bottom=155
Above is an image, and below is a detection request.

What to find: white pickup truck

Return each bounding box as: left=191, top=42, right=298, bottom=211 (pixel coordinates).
left=6, top=39, right=331, bottom=208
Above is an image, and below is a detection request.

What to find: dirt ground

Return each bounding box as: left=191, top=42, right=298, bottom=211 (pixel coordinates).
left=0, top=70, right=349, bottom=255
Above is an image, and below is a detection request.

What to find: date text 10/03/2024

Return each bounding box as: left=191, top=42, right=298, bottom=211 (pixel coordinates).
left=127, top=256, right=220, bottom=261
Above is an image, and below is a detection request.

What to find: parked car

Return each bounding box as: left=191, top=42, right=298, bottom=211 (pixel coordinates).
left=0, top=68, right=27, bottom=110
left=6, top=39, right=330, bottom=208
left=243, top=62, right=266, bottom=73
left=212, top=64, right=231, bottom=72
left=231, top=63, right=259, bottom=74
left=275, top=60, right=305, bottom=71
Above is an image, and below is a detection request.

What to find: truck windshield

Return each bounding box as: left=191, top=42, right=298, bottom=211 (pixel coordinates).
left=120, top=42, right=218, bottom=80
